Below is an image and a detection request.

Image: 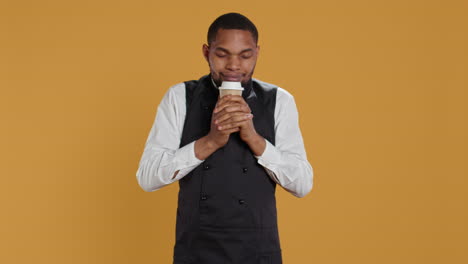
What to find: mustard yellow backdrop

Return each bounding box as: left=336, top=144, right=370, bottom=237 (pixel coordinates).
left=1, top=0, right=467, bottom=263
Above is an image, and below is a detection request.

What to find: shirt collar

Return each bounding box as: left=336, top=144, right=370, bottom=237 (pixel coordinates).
left=210, top=77, right=218, bottom=89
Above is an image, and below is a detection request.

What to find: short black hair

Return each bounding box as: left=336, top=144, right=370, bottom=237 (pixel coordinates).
left=207, top=13, right=258, bottom=44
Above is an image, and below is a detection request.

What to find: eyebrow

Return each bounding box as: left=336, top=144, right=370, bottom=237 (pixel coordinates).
left=214, top=47, right=254, bottom=54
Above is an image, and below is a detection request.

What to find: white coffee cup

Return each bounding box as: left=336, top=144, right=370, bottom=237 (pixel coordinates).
left=219, top=81, right=244, bottom=97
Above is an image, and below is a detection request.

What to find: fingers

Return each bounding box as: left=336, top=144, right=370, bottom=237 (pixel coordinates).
left=214, top=95, right=250, bottom=114
left=216, top=112, right=253, bottom=126
left=214, top=103, right=250, bottom=120
left=216, top=115, right=253, bottom=131
left=216, top=96, right=248, bottom=112
left=212, top=95, right=253, bottom=133
left=218, top=126, right=240, bottom=134
left=214, top=106, right=251, bottom=124
left=212, top=100, right=250, bottom=126
left=214, top=95, right=232, bottom=111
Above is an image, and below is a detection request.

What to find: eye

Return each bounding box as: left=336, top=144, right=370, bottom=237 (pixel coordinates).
left=215, top=52, right=227, bottom=58
left=240, top=52, right=253, bottom=59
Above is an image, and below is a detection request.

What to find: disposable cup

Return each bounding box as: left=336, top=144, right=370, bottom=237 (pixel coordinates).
left=219, top=81, right=244, bottom=97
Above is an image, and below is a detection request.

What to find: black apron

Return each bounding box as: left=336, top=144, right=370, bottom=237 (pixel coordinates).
left=174, top=75, right=282, bottom=264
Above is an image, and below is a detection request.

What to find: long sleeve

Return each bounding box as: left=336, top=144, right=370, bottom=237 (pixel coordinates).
left=136, top=83, right=203, bottom=192
left=255, top=88, right=314, bottom=198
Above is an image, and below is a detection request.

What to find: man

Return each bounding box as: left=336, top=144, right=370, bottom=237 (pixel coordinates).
left=136, top=13, right=313, bottom=264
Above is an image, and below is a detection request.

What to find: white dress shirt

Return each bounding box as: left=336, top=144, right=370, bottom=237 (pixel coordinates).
left=136, top=79, right=313, bottom=197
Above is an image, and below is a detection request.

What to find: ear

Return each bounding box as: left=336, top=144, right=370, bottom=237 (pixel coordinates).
left=202, top=44, right=210, bottom=62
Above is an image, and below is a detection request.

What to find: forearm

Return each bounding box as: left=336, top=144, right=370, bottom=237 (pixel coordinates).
left=194, top=135, right=221, bottom=160
left=245, top=133, right=266, bottom=156
left=137, top=142, right=202, bottom=192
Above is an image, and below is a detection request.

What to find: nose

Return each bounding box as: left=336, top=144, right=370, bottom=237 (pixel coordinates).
left=226, top=56, right=240, bottom=71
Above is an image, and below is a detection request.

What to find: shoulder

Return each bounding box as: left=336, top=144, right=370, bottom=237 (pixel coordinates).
left=276, top=87, right=294, bottom=103
left=162, top=75, right=211, bottom=104
left=159, top=82, right=186, bottom=109
left=166, top=82, right=186, bottom=97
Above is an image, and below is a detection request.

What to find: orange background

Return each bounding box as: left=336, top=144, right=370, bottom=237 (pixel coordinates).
left=1, top=0, right=467, bottom=263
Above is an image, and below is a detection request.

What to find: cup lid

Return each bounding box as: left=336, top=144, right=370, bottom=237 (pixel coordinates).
left=219, top=81, right=244, bottom=90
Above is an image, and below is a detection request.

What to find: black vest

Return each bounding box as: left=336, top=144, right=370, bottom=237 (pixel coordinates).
left=174, top=75, right=282, bottom=264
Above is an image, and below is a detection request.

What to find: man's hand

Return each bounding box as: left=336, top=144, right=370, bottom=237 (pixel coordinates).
left=195, top=95, right=252, bottom=160
left=214, top=95, right=254, bottom=141
left=213, top=95, right=266, bottom=156
left=206, top=95, right=248, bottom=148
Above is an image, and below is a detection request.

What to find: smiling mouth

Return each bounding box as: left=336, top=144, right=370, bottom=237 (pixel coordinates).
left=221, top=73, right=243, bottom=81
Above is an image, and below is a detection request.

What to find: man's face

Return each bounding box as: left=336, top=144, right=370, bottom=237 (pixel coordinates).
left=203, top=29, right=259, bottom=87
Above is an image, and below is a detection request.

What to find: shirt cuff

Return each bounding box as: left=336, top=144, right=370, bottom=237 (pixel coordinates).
left=255, top=139, right=281, bottom=165
left=172, top=141, right=204, bottom=181
left=254, top=139, right=282, bottom=184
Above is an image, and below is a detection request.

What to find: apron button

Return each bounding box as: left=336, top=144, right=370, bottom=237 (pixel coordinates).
left=242, top=167, right=248, bottom=173
left=201, top=195, right=208, bottom=201
left=238, top=199, right=245, bottom=205
left=204, top=164, right=210, bottom=170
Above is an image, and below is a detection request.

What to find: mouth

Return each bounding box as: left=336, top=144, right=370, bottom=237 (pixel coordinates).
left=221, top=73, right=243, bottom=82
